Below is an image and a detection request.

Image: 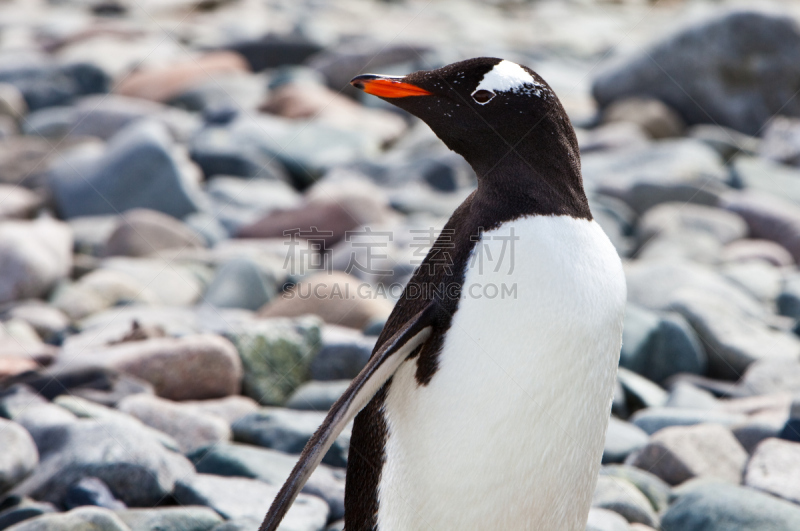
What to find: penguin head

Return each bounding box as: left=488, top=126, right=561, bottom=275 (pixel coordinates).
left=351, top=57, right=579, bottom=179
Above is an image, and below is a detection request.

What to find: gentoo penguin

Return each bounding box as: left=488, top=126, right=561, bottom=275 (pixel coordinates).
left=260, top=57, right=626, bottom=531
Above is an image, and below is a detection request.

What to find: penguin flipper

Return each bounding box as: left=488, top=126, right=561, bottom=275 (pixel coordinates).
left=258, top=303, right=437, bottom=531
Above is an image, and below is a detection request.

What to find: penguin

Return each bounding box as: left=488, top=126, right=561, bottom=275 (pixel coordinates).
left=259, top=57, right=626, bottom=531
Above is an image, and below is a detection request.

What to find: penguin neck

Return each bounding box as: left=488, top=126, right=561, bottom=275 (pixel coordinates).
left=469, top=141, right=592, bottom=221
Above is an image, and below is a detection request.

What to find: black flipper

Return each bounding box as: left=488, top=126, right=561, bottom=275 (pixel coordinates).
left=258, top=303, right=437, bottom=531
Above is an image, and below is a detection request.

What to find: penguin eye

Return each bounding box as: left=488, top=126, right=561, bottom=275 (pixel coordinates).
left=472, top=90, right=495, bottom=104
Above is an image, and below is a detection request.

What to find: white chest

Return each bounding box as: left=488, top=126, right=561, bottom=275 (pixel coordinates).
left=376, top=215, right=626, bottom=531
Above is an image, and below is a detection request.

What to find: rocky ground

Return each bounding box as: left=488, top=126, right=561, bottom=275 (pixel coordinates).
left=3, top=0, right=800, bottom=530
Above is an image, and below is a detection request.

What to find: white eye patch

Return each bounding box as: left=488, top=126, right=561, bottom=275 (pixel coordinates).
left=471, top=60, right=544, bottom=102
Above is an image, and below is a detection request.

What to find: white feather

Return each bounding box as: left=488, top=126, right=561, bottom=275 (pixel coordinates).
left=474, top=60, right=540, bottom=94
left=376, top=215, right=626, bottom=531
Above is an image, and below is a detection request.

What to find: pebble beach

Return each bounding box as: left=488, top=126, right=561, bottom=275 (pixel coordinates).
left=3, top=0, right=800, bottom=530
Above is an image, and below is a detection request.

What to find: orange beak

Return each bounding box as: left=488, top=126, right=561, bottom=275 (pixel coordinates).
left=350, top=74, right=432, bottom=98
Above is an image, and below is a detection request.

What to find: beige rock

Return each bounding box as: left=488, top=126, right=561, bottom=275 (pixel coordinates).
left=0, top=83, right=26, bottom=121
left=118, top=394, right=231, bottom=453
left=0, top=218, right=72, bottom=304
left=104, top=209, right=204, bottom=257
left=237, top=190, right=396, bottom=249
left=631, top=423, right=747, bottom=485
left=262, top=82, right=407, bottom=145
left=637, top=202, right=747, bottom=246
left=722, top=239, right=794, bottom=267
left=259, top=271, right=393, bottom=330
left=115, top=51, right=249, bottom=102
left=745, top=438, right=800, bottom=504
left=51, top=268, right=160, bottom=322
left=60, top=334, right=242, bottom=401
left=602, top=97, right=685, bottom=139
left=181, top=395, right=260, bottom=426
left=0, top=185, right=41, bottom=219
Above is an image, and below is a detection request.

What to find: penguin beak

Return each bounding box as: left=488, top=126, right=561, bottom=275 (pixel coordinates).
left=350, top=74, right=432, bottom=98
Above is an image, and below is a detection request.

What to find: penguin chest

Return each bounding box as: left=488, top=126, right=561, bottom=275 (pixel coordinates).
left=376, top=215, right=626, bottom=531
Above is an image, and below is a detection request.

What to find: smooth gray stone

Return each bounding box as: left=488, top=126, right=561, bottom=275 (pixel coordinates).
left=617, top=367, right=668, bottom=411
left=734, top=421, right=785, bottom=454
left=71, top=95, right=200, bottom=142
left=591, top=197, right=634, bottom=257
left=0, top=55, right=108, bottom=111
left=583, top=139, right=728, bottom=214
left=600, top=465, right=671, bottom=514
left=631, top=407, right=746, bottom=435
left=778, top=273, right=800, bottom=319
left=740, top=359, right=800, bottom=395
left=721, top=261, right=783, bottom=304
left=204, top=176, right=300, bottom=234
left=116, top=507, right=222, bottom=531
left=116, top=394, right=231, bottom=454
left=624, top=259, right=764, bottom=319
left=662, top=481, right=800, bottom=530
left=592, top=476, right=659, bottom=527
left=65, top=95, right=163, bottom=140
left=592, top=11, right=800, bottom=136
left=10, top=419, right=194, bottom=506
left=665, top=382, right=720, bottom=410
left=204, top=258, right=277, bottom=311
left=577, top=121, right=650, bottom=154
left=22, top=106, right=75, bottom=137
left=3, top=507, right=129, bottom=531
left=209, top=518, right=260, bottom=531
left=68, top=215, right=119, bottom=256
left=309, top=326, right=376, bottom=381
left=688, top=124, right=760, bottom=160
left=733, top=156, right=800, bottom=205
left=190, top=116, right=377, bottom=188
left=174, top=474, right=328, bottom=527
left=620, top=304, right=706, bottom=384
left=0, top=501, right=55, bottom=531
left=724, top=190, right=800, bottom=264
left=48, top=120, right=204, bottom=219
left=307, top=40, right=430, bottom=96
left=285, top=380, right=350, bottom=412
left=0, top=419, right=38, bottom=493
left=189, top=123, right=290, bottom=181
left=268, top=66, right=327, bottom=91
left=669, top=290, right=800, bottom=380
left=744, top=438, right=800, bottom=504
left=0, top=385, right=48, bottom=420
left=12, top=404, right=78, bottom=452
left=226, top=34, right=323, bottom=72
left=2, top=301, right=70, bottom=344
left=759, top=115, right=800, bottom=166
left=188, top=442, right=345, bottom=521
left=168, top=68, right=265, bottom=116
left=631, top=424, right=747, bottom=486
left=233, top=408, right=350, bottom=468
left=601, top=96, right=685, bottom=139
left=0, top=218, right=72, bottom=304
left=103, top=208, right=205, bottom=258
left=11, top=366, right=154, bottom=408
left=636, top=202, right=747, bottom=246
left=64, top=477, right=125, bottom=510
left=636, top=230, right=723, bottom=265
left=353, top=152, right=475, bottom=192
left=612, top=379, right=627, bottom=419
left=183, top=212, right=230, bottom=246
left=603, top=418, right=649, bottom=464
left=585, top=508, right=630, bottom=531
